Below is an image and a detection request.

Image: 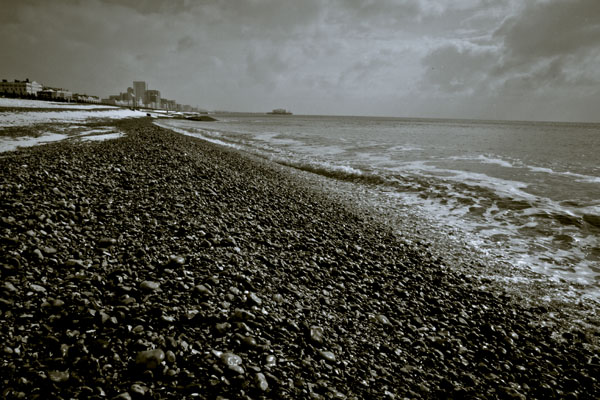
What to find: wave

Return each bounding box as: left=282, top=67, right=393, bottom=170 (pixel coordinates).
left=449, top=154, right=517, bottom=168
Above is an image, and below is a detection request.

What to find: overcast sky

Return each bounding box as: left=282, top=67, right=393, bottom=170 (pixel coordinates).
left=2, top=0, right=599, bottom=121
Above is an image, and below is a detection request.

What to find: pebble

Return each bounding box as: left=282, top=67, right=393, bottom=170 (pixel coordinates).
left=48, top=370, right=70, bottom=383
left=319, top=350, right=336, bottom=363
left=310, top=326, right=325, bottom=344
left=166, top=350, right=176, bottom=363
left=30, top=284, right=46, bottom=293
left=248, top=292, right=262, bottom=306
left=265, top=354, right=277, bottom=368
left=376, top=314, right=392, bottom=326
left=135, top=349, right=165, bottom=369
left=194, top=284, right=212, bottom=296
left=167, top=255, right=185, bottom=267
left=140, top=280, right=160, bottom=292
left=256, top=372, right=269, bottom=391
left=221, top=352, right=244, bottom=374
left=130, top=383, right=147, bottom=396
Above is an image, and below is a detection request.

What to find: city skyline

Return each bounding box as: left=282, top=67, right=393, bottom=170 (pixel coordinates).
left=1, top=1, right=600, bottom=122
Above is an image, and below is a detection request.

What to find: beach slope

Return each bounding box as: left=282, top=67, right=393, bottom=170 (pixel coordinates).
left=1, top=118, right=598, bottom=399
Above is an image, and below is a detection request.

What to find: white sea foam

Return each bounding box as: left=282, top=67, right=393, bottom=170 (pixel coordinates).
left=449, top=154, right=516, bottom=168
left=153, top=121, right=240, bottom=149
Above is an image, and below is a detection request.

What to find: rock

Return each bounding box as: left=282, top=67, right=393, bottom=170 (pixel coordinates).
left=310, top=326, right=325, bottom=344
left=42, top=246, right=58, bottom=255
left=265, top=354, right=277, bottom=368
left=194, top=284, right=213, bottom=296
left=30, top=284, right=46, bottom=293
left=248, top=292, right=262, bottom=306
left=98, top=237, right=117, bottom=248
left=167, top=255, right=185, bottom=267
left=140, top=280, right=160, bottom=292
left=130, top=383, right=147, bottom=396
left=113, top=393, right=132, bottom=400
left=215, top=322, right=231, bottom=335
left=256, top=372, right=269, bottom=391
left=241, top=336, right=258, bottom=349
left=33, top=248, right=44, bottom=260
left=135, top=349, right=165, bottom=369
left=319, top=350, right=336, bottom=363
left=166, top=350, right=176, bottom=364
left=65, top=259, right=85, bottom=268
left=221, top=352, right=244, bottom=374
left=3, top=282, right=17, bottom=293
left=375, top=314, right=392, bottom=326
left=232, top=308, right=255, bottom=321
left=48, top=370, right=70, bottom=383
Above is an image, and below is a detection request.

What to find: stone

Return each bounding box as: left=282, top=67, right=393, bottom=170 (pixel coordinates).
left=221, top=352, right=244, bottom=374
left=376, top=314, right=392, bottom=326
left=130, top=383, right=147, bottom=396
left=3, top=282, right=17, bottom=293
left=194, top=284, right=212, bottom=296
left=241, top=336, right=258, bottom=349
left=215, top=322, right=231, bottom=335
left=265, top=354, right=277, bottom=368
left=48, top=370, right=70, bottom=383
left=42, top=246, right=58, bottom=255
left=98, top=237, right=117, bottom=248
left=167, top=255, right=185, bottom=267
left=248, top=292, right=262, bottom=306
left=140, top=280, right=160, bottom=292
left=136, top=349, right=165, bottom=369
left=30, top=284, right=46, bottom=293
left=256, top=372, right=269, bottom=391
left=232, top=308, right=255, bottom=321
left=33, top=248, right=44, bottom=260
left=319, top=350, right=336, bottom=363
left=166, top=350, right=176, bottom=364
left=310, top=326, right=325, bottom=344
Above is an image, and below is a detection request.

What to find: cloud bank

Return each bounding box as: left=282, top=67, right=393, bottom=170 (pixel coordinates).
left=1, top=0, right=599, bottom=121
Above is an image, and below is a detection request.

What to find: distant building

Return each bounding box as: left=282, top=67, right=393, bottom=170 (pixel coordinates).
left=161, top=99, right=176, bottom=110
left=0, top=79, right=43, bottom=96
left=133, top=81, right=146, bottom=105
left=38, top=88, right=72, bottom=102
left=73, top=93, right=101, bottom=104
left=145, top=89, right=161, bottom=109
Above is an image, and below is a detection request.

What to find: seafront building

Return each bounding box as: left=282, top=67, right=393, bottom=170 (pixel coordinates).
left=0, top=79, right=43, bottom=96
left=133, top=81, right=147, bottom=104
left=145, top=89, right=161, bottom=109
left=0, top=76, right=200, bottom=111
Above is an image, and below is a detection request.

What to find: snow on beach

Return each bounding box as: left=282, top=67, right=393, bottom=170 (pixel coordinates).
left=0, top=98, right=146, bottom=151
left=0, top=109, right=146, bottom=127
left=0, top=98, right=117, bottom=109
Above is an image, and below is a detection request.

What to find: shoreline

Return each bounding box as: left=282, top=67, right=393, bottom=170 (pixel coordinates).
left=1, top=118, right=599, bottom=398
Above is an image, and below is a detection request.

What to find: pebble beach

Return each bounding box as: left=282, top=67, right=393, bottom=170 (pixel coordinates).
left=1, top=117, right=599, bottom=399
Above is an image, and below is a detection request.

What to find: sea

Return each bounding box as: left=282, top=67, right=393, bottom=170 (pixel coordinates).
left=156, top=115, right=600, bottom=298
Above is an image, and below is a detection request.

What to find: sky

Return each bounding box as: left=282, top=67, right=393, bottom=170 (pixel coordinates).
left=1, top=0, right=600, bottom=122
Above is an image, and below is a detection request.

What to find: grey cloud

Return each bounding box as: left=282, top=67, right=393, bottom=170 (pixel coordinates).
left=176, top=36, right=196, bottom=52
left=494, top=0, right=600, bottom=69
left=421, top=44, right=496, bottom=93
left=98, top=0, right=194, bottom=15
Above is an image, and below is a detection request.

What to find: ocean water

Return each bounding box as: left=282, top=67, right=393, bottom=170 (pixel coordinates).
left=156, top=115, right=600, bottom=295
